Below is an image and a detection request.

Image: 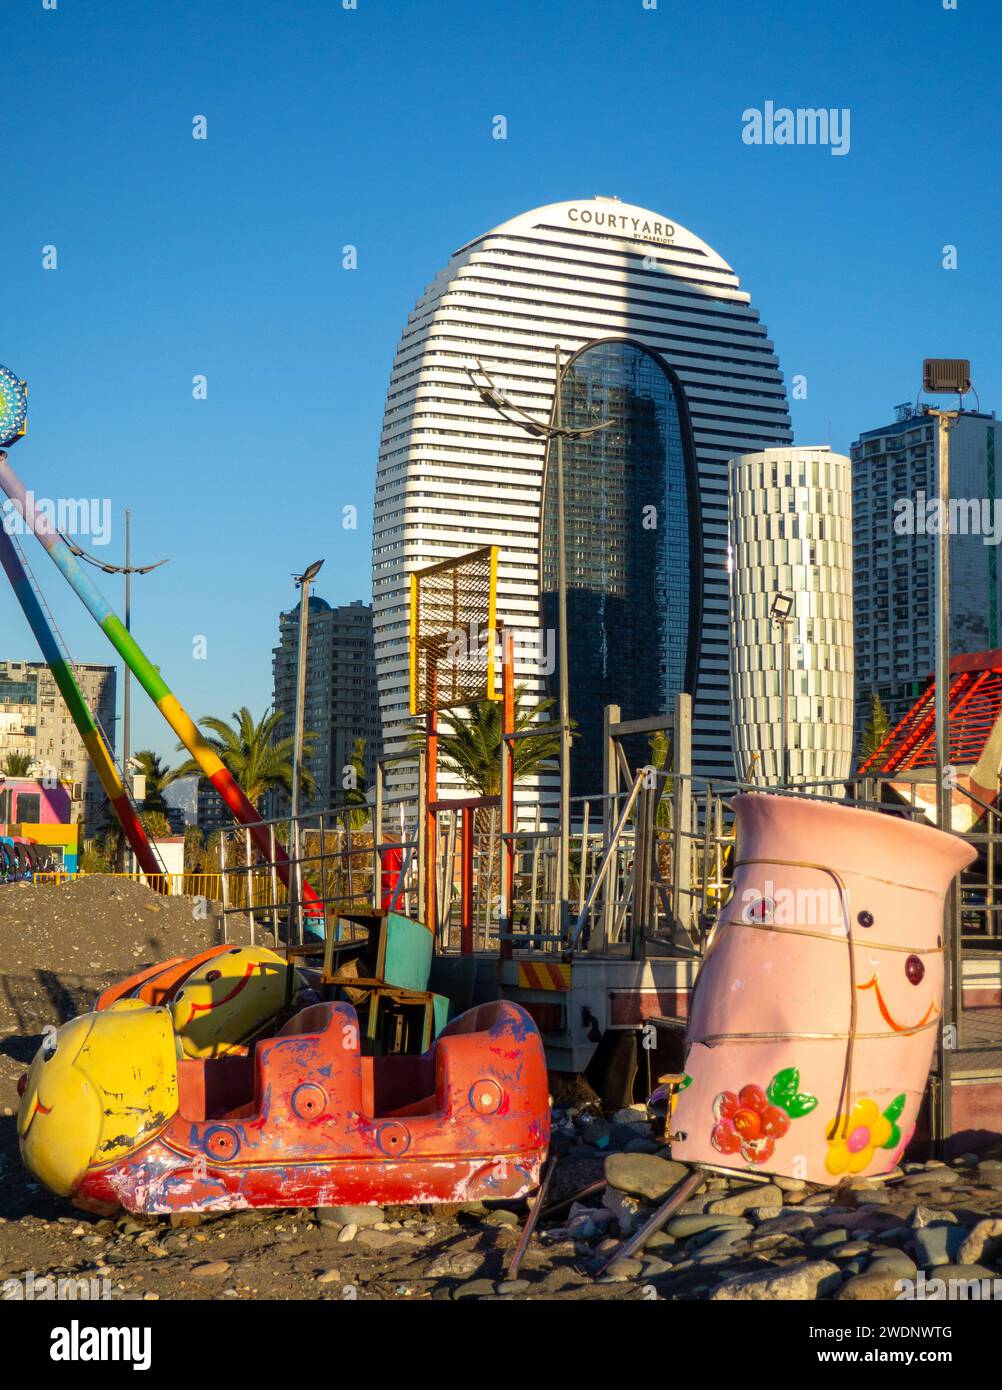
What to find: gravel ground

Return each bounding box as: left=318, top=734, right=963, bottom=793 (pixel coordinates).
left=4, top=877, right=1002, bottom=1302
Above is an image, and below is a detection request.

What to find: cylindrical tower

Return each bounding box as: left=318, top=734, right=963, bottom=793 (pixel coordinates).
left=728, top=446, right=854, bottom=787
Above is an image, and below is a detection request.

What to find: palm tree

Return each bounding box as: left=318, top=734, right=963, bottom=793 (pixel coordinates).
left=412, top=687, right=562, bottom=798
left=648, top=729, right=674, bottom=807
left=173, top=707, right=316, bottom=811
left=2, top=751, right=33, bottom=777
left=860, top=692, right=891, bottom=763
left=139, top=810, right=172, bottom=839
left=344, top=736, right=370, bottom=830
left=131, top=749, right=176, bottom=815
left=409, top=688, right=563, bottom=913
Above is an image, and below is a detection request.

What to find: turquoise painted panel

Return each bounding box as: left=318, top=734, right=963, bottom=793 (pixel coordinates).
left=432, top=993, right=450, bottom=1039
left=382, top=911, right=433, bottom=992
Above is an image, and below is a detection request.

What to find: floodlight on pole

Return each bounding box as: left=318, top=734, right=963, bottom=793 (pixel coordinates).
left=769, top=592, right=793, bottom=623
left=921, top=358, right=974, bottom=1145
left=770, top=591, right=794, bottom=786
left=923, top=359, right=971, bottom=396
left=920, top=362, right=974, bottom=834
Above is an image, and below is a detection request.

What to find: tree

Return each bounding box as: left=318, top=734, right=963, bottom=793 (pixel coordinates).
left=2, top=751, right=33, bottom=777
left=131, top=749, right=175, bottom=815
left=173, top=707, right=317, bottom=811
left=183, top=824, right=204, bottom=872
left=411, top=687, right=562, bottom=798
left=408, top=689, right=563, bottom=914
left=80, top=837, right=112, bottom=873
left=860, top=692, right=892, bottom=763
left=139, top=810, right=172, bottom=839
left=343, top=736, right=370, bottom=830
left=648, top=729, right=674, bottom=804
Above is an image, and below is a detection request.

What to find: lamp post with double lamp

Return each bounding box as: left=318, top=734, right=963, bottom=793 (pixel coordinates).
left=289, top=559, right=324, bottom=942
left=469, top=347, right=612, bottom=936
left=66, top=510, right=167, bottom=869
left=769, top=591, right=794, bottom=787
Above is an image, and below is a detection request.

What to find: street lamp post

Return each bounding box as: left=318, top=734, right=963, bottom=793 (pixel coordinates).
left=931, top=407, right=957, bottom=831
left=770, top=591, right=794, bottom=787
left=920, top=358, right=972, bottom=830
left=289, top=559, right=324, bottom=942
left=65, top=511, right=167, bottom=869
left=468, top=348, right=612, bottom=936
left=920, top=357, right=972, bottom=1151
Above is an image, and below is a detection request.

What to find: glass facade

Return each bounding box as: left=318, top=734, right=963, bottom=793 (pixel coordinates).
left=541, top=339, right=699, bottom=796
left=0, top=674, right=38, bottom=704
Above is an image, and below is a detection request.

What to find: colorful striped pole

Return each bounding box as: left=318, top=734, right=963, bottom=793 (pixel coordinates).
left=0, top=450, right=321, bottom=916
left=0, top=522, right=165, bottom=884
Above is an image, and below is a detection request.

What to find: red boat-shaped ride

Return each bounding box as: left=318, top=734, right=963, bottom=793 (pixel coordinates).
left=18, top=996, right=551, bottom=1216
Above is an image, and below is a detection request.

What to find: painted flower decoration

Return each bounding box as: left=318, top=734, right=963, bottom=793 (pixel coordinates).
left=711, top=1067, right=817, bottom=1166
left=824, top=1093, right=905, bottom=1176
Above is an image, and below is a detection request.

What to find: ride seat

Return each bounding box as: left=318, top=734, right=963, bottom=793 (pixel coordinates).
left=261, top=1001, right=366, bottom=1113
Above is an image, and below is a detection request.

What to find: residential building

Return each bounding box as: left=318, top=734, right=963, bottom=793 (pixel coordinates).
left=270, top=597, right=382, bottom=814
left=0, top=659, right=116, bottom=830
left=852, top=405, right=1002, bottom=734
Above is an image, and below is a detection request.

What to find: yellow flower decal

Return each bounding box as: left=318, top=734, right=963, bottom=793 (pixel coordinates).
left=824, top=1097, right=894, bottom=1175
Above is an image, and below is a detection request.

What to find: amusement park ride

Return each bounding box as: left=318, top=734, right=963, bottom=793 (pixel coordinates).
left=5, top=361, right=1000, bottom=1239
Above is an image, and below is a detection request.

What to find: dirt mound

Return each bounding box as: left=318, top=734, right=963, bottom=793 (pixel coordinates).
left=0, top=874, right=272, bottom=1211
left=0, top=874, right=267, bottom=1043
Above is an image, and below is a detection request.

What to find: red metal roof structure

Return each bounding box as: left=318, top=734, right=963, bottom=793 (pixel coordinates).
left=860, top=651, right=1002, bottom=774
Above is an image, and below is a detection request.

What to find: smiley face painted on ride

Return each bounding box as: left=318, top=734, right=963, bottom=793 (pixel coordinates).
left=852, top=901, right=945, bottom=1037
left=170, top=945, right=294, bottom=1058
left=17, top=999, right=178, bottom=1197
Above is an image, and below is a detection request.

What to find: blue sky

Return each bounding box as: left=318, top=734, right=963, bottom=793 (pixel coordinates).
left=2, top=0, right=1000, bottom=761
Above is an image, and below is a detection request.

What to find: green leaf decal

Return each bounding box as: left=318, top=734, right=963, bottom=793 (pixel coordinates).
left=884, top=1093, right=906, bottom=1122
left=767, top=1067, right=799, bottom=1107
left=880, top=1095, right=906, bottom=1149
left=785, top=1092, right=819, bottom=1119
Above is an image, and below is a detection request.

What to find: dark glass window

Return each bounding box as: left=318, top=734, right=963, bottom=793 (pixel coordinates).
left=14, top=793, right=40, bottom=823
left=541, top=339, right=699, bottom=796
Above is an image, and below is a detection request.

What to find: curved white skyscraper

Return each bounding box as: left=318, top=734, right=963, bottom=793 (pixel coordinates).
left=728, top=446, right=855, bottom=787
left=372, top=198, right=792, bottom=796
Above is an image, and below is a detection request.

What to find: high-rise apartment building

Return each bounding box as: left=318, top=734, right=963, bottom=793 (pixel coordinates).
left=372, top=197, right=791, bottom=797
left=0, top=659, right=117, bottom=829
left=852, top=406, right=1002, bottom=735
left=270, top=598, right=382, bottom=814
left=728, top=447, right=854, bottom=786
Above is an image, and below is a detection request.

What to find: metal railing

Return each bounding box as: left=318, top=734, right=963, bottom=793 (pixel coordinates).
left=27, top=870, right=224, bottom=897
left=23, top=734, right=1002, bottom=1157
left=928, top=780, right=1002, bottom=1146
